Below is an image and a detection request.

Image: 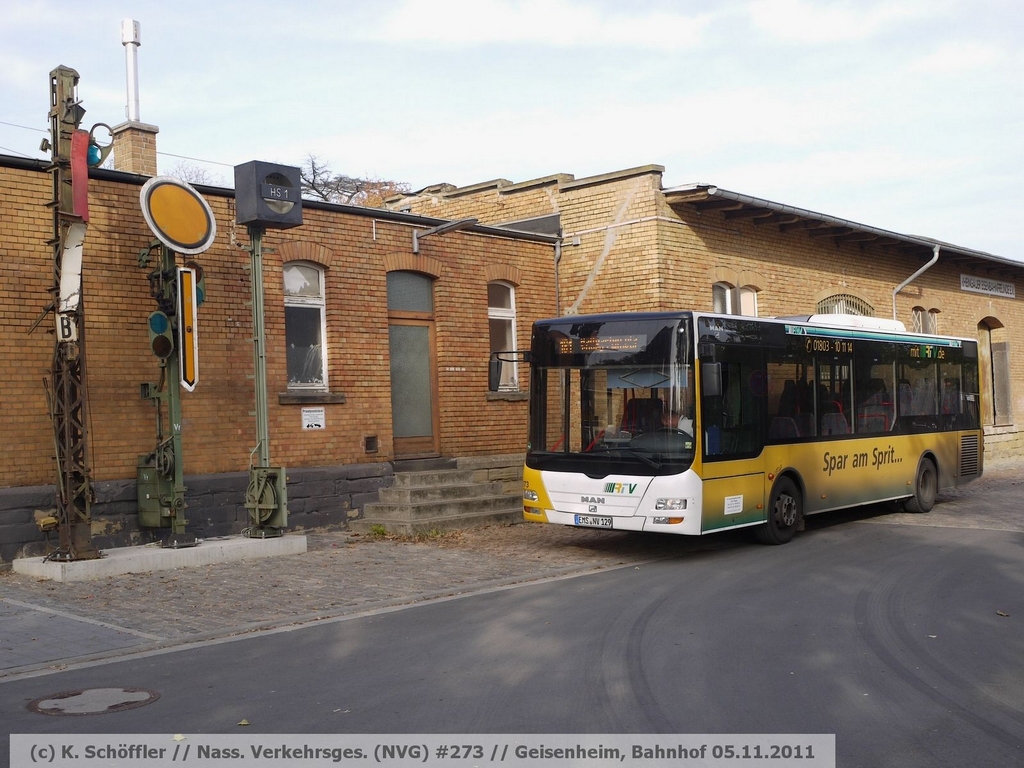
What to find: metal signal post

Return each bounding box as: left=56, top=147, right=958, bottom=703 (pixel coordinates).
left=38, top=66, right=100, bottom=561
left=137, top=243, right=194, bottom=547
left=234, top=161, right=302, bottom=537
left=136, top=176, right=215, bottom=548
left=242, top=225, right=288, bottom=536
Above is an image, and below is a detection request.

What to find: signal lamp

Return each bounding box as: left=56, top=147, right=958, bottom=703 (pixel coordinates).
left=147, top=310, right=175, bottom=358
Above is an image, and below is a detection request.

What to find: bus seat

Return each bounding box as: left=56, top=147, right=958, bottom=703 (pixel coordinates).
left=857, top=406, right=890, bottom=433
left=821, top=412, right=850, bottom=435
left=778, top=380, right=798, bottom=416
left=898, top=379, right=912, bottom=414
left=941, top=378, right=960, bottom=414
left=768, top=416, right=800, bottom=440
left=705, top=425, right=721, bottom=455
left=793, top=412, right=815, bottom=437
left=910, top=379, right=936, bottom=416
left=864, top=378, right=887, bottom=404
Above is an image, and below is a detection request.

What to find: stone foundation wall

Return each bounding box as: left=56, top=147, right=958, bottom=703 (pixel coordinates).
left=0, top=462, right=393, bottom=566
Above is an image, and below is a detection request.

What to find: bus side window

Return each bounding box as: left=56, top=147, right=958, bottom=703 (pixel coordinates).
left=941, top=378, right=960, bottom=414
left=898, top=379, right=912, bottom=415
left=940, top=371, right=962, bottom=428
left=899, top=357, right=940, bottom=431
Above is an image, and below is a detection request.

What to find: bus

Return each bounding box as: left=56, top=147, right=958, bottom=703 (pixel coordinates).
left=492, top=311, right=983, bottom=544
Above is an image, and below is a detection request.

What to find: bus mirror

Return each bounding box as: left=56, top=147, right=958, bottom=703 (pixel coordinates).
left=702, top=363, right=722, bottom=397
left=489, top=350, right=531, bottom=391
left=488, top=354, right=504, bottom=392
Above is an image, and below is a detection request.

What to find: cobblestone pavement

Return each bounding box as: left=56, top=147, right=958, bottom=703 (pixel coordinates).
left=2, top=458, right=1021, bottom=678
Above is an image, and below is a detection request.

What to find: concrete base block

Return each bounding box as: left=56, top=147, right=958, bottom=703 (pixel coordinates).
left=11, top=534, right=307, bottom=582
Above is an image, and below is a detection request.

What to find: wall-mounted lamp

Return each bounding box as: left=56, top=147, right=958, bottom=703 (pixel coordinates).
left=412, top=217, right=478, bottom=254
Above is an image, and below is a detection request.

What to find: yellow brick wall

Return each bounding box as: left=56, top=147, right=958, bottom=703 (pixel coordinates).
left=393, top=165, right=1024, bottom=458
left=0, top=163, right=556, bottom=488
left=1, top=167, right=55, bottom=484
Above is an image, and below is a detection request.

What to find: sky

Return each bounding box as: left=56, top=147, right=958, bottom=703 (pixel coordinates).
left=2, top=0, right=1022, bottom=261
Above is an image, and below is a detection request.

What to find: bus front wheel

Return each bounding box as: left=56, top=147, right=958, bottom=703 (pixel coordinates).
left=904, top=458, right=937, bottom=513
left=756, top=476, right=801, bottom=545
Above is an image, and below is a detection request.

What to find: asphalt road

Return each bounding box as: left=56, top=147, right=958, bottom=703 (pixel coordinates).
left=3, top=516, right=1023, bottom=768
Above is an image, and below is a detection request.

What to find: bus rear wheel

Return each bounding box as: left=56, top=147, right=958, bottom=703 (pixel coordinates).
left=756, top=476, right=801, bottom=545
left=904, top=458, right=937, bottom=513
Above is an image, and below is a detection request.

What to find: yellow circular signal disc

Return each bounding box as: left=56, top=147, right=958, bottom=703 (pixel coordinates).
left=140, top=176, right=217, bottom=255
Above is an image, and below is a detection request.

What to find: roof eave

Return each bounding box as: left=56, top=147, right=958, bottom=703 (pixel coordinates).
left=663, top=183, right=1019, bottom=269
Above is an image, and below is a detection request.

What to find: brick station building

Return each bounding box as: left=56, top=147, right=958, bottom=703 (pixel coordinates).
left=389, top=164, right=1024, bottom=460
left=0, top=150, right=557, bottom=564
left=3, top=144, right=1022, bottom=565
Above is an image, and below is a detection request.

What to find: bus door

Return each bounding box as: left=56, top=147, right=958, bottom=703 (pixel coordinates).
left=698, top=344, right=767, bottom=532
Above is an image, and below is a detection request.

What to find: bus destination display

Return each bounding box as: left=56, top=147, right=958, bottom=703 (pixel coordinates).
left=556, top=334, right=645, bottom=355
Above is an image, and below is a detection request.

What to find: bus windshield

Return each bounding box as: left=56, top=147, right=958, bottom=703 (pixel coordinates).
left=527, top=314, right=695, bottom=475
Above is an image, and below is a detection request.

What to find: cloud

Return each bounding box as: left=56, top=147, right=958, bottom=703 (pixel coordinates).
left=279, top=81, right=869, bottom=191
left=747, top=0, right=932, bottom=43
left=909, top=41, right=1003, bottom=73
left=711, top=148, right=969, bottom=198
left=372, top=0, right=713, bottom=49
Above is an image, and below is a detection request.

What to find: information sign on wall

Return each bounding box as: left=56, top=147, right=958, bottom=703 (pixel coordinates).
left=960, top=274, right=1015, bottom=299
left=302, top=407, right=326, bottom=430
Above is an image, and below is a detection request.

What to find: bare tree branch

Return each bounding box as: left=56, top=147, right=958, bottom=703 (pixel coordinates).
left=168, top=160, right=214, bottom=186
left=299, top=154, right=410, bottom=208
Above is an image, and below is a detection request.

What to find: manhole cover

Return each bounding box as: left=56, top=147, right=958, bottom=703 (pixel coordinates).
left=28, top=688, right=160, bottom=716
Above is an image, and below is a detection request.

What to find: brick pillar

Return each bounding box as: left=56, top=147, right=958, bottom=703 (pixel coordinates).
left=111, top=120, right=159, bottom=176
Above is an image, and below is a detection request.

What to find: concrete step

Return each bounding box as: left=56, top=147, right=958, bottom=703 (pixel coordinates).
left=361, top=494, right=521, bottom=522
left=391, top=469, right=477, bottom=488
left=378, top=481, right=506, bottom=504
left=350, top=463, right=523, bottom=536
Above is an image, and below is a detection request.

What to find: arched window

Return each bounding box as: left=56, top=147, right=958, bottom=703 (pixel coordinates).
left=283, top=262, right=327, bottom=388
left=713, top=282, right=733, bottom=314
left=713, top=282, right=758, bottom=316
left=912, top=307, right=939, bottom=334
left=817, top=293, right=874, bottom=316
left=738, top=286, right=758, bottom=317
left=387, top=270, right=434, bottom=313
left=488, top=281, right=518, bottom=390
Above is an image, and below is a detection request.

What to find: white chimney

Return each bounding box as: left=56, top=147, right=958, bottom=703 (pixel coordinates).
left=121, top=19, right=142, bottom=122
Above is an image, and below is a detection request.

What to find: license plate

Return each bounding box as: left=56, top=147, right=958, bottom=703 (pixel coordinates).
left=574, top=514, right=613, bottom=529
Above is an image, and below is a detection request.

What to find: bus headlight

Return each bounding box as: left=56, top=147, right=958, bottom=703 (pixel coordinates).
left=655, top=498, right=687, bottom=511
left=524, top=489, right=539, bottom=502
left=652, top=517, right=685, bottom=525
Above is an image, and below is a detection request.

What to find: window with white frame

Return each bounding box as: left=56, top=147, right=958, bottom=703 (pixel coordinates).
left=488, top=281, right=518, bottom=390
left=912, top=306, right=939, bottom=334
left=283, top=262, right=327, bottom=388
left=713, top=282, right=758, bottom=316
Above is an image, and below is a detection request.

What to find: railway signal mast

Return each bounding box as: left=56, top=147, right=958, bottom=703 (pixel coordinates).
left=136, top=177, right=214, bottom=547
left=234, top=161, right=303, bottom=536
left=35, top=66, right=112, bottom=560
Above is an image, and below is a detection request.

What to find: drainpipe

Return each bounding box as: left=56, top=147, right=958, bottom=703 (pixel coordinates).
left=554, top=239, right=562, bottom=316
left=893, top=244, right=940, bottom=321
